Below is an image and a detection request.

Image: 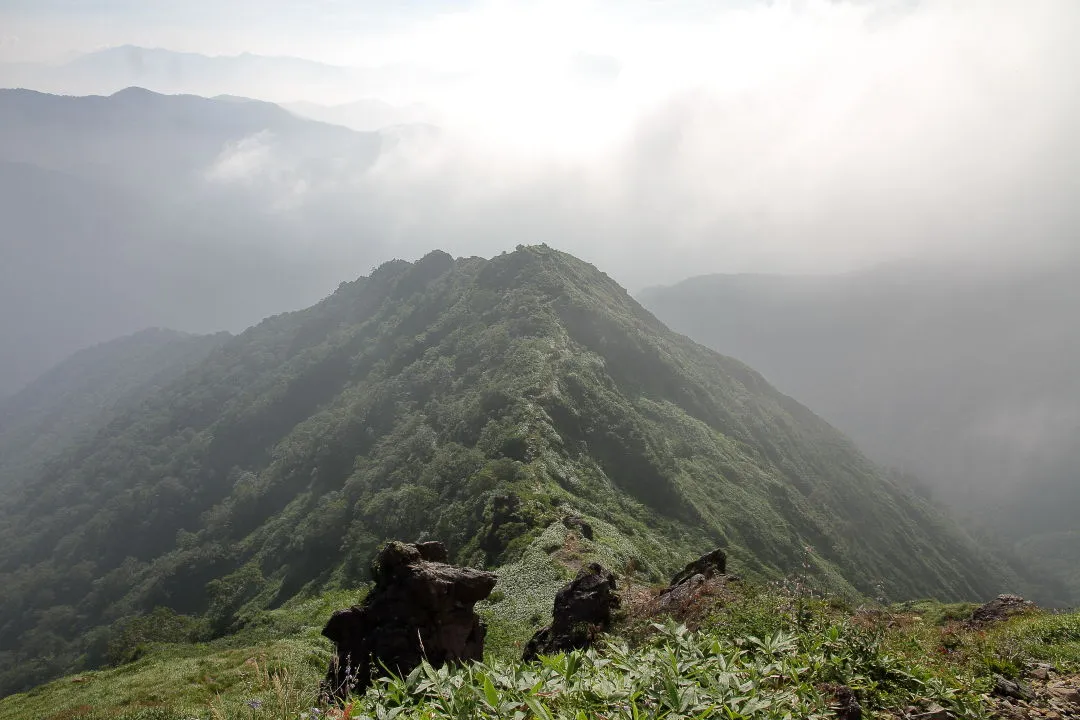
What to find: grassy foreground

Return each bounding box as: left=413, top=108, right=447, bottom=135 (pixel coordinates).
left=1, top=578, right=1078, bottom=720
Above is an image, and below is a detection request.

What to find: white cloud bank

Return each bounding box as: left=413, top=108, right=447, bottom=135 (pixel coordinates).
left=284, top=0, right=1075, bottom=287
left=16, top=0, right=1078, bottom=287
left=205, top=131, right=276, bottom=185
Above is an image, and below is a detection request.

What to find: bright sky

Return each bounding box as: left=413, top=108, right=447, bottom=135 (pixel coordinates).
left=2, top=0, right=1069, bottom=151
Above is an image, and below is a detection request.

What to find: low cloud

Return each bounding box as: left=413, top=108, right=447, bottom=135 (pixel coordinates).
left=170, top=0, right=1080, bottom=288
left=567, top=52, right=622, bottom=86
left=205, top=131, right=275, bottom=185
left=282, top=0, right=1080, bottom=287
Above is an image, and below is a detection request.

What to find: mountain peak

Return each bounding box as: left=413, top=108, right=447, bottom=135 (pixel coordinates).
left=109, top=85, right=160, bottom=99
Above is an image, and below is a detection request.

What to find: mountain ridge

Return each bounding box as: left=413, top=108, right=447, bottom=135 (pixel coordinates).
left=639, top=259, right=1080, bottom=604
left=0, top=246, right=1029, bottom=695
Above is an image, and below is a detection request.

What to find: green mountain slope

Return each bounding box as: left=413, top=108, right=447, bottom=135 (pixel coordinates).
left=0, top=328, right=228, bottom=496
left=638, top=259, right=1080, bottom=604
left=0, top=246, right=1021, bottom=696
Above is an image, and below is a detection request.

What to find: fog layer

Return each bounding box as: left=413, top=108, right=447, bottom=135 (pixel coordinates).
left=0, top=0, right=1077, bottom=390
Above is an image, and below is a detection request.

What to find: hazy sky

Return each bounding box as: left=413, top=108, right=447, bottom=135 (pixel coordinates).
left=2, top=0, right=1078, bottom=286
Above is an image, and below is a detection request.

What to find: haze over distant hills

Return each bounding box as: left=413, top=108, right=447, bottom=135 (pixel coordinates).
left=0, top=86, right=416, bottom=395
left=282, top=99, right=440, bottom=132
left=641, top=259, right=1080, bottom=602
left=0, top=328, right=228, bottom=493
left=0, top=46, right=441, bottom=109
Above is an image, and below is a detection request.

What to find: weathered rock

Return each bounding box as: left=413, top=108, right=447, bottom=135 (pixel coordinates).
left=523, top=563, right=620, bottom=661
left=990, top=701, right=1029, bottom=720
left=1046, top=683, right=1080, bottom=705
left=1027, top=663, right=1057, bottom=682
left=668, top=548, right=727, bottom=588
left=987, top=672, right=1080, bottom=720
left=968, top=594, right=1036, bottom=628
left=321, top=541, right=497, bottom=700
left=662, top=572, right=707, bottom=608
left=413, top=540, right=450, bottom=563
left=823, top=684, right=862, bottom=720
left=995, top=675, right=1036, bottom=702
left=655, top=547, right=728, bottom=610
left=562, top=515, right=594, bottom=541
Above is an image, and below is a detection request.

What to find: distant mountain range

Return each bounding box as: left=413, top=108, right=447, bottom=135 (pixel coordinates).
left=0, top=87, right=406, bottom=395
left=641, top=259, right=1080, bottom=603
left=0, top=246, right=1038, bottom=695
left=0, top=46, right=444, bottom=108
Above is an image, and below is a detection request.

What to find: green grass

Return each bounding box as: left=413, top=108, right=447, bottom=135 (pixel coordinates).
left=0, top=638, right=323, bottom=720
left=0, top=590, right=371, bottom=720
left=4, top=579, right=1079, bottom=720
left=976, top=610, right=1080, bottom=672
left=890, top=599, right=981, bottom=626
left=476, top=522, right=575, bottom=658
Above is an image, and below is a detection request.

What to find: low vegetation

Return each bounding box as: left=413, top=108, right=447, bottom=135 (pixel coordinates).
left=639, top=264, right=1080, bottom=608
left=2, top=574, right=1076, bottom=720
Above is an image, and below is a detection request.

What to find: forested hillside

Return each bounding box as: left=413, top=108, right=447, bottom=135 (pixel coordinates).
left=0, top=247, right=1028, bottom=696
left=639, top=259, right=1080, bottom=604
left=0, top=329, right=227, bottom=495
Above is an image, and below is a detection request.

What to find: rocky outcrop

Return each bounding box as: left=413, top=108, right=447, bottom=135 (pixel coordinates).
left=822, top=684, right=862, bottom=720
left=523, top=563, right=620, bottom=661
left=994, top=675, right=1035, bottom=702
left=658, top=547, right=729, bottom=610
left=562, top=515, right=594, bottom=540
left=987, top=668, right=1080, bottom=720
left=669, top=548, right=727, bottom=587
left=967, top=594, right=1036, bottom=628
left=321, top=541, right=497, bottom=700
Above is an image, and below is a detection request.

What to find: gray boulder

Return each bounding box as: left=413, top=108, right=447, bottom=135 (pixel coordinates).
left=523, top=563, right=620, bottom=661
left=321, top=541, right=496, bottom=700
left=968, top=594, right=1035, bottom=628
